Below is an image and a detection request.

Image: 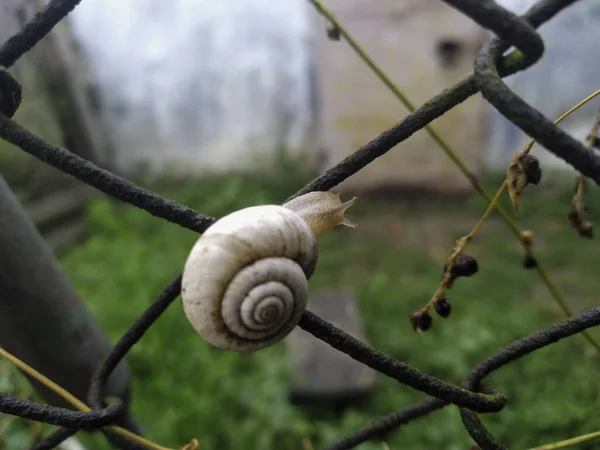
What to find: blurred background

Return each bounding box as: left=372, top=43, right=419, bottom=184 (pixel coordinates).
left=1, top=0, right=600, bottom=449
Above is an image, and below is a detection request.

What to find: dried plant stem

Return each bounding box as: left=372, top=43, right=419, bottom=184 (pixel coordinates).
left=425, top=183, right=507, bottom=310
left=0, top=346, right=175, bottom=450
left=573, top=176, right=586, bottom=206
left=308, top=0, right=600, bottom=353
left=528, top=429, right=600, bottom=449
left=180, top=439, right=200, bottom=450
left=427, top=92, right=600, bottom=355
left=427, top=90, right=600, bottom=316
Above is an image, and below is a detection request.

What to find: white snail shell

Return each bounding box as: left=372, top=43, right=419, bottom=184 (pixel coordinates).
left=181, top=204, right=319, bottom=352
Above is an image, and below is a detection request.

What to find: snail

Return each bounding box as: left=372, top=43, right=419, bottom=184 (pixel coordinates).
left=181, top=191, right=358, bottom=352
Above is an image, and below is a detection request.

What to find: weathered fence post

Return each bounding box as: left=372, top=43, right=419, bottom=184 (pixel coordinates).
left=0, top=174, right=138, bottom=433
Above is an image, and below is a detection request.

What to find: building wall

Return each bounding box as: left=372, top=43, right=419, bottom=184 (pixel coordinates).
left=314, top=0, right=488, bottom=196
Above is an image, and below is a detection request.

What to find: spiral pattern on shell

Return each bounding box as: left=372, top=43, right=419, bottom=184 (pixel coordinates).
left=181, top=205, right=318, bottom=352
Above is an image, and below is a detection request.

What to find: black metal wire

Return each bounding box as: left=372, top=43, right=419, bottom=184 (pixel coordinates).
left=325, top=398, right=448, bottom=450
left=88, top=275, right=183, bottom=412
left=325, top=305, right=600, bottom=449
left=286, top=0, right=588, bottom=203
left=0, top=66, right=22, bottom=118
left=0, top=0, right=598, bottom=449
left=0, top=0, right=83, bottom=69
left=31, top=427, right=78, bottom=450
left=0, top=115, right=216, bottom=233
left=444, top=0, right=600, bottom=186
left=0, top=393, right=123, bottom=429
left=298, top=312, right=505, bottom=412
left=458, top=305, right=600, bottom=449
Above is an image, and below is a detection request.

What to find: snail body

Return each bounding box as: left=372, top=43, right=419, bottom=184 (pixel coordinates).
left=181, top=191, right=357, bottom=352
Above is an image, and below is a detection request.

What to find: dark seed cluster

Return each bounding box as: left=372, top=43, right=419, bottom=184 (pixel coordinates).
left=518, top=154, right=542, bottom=186
left=443, top=253, right=479, bottom=287
left=326, top=25, right=341, bottom=41
left=411, top=254, right=479, bottom=332
left=521, top=230, right=537, bottom=270
left=568, top=205, right=593, bottom=239
left=410, top=310, right=432, bottom=332
left=587, top=129, right=600, bottom=149
left=451, top=254, right=479, bottom=277
left=522, top=253, right=537, bottom=269
left=434, top=298, right=452, bottom=318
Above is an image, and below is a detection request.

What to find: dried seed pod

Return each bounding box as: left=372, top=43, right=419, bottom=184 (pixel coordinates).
left=588, top=131, right=600, bottom=149
left=410, top=310, right=432, bottom=332
left=507, top=153, right=542, bottom=214
left=522, top=253, right=537, bottom=269
left=434, top=298, right=452, bottom=318
left=568, top=203, right=594, bottom=238
left=579, top=221, right=594, bottom=238
left=517, top=154, right=542, bottom=185
left=451, top=254, right=479, bottom=278
left=521, top=230, right=534, bottom=247
left=506, top=156, right=528, bottom=214
left=568, top=207, right=581, bottom=227
left=326, top=26, right=340, bottom=41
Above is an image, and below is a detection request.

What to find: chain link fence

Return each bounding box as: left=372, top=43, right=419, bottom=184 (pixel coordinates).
left=0, top=0, right=599, bottom=449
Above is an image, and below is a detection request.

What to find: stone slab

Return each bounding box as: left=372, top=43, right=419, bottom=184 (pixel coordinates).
left=285, top=290, right=377, bottom=403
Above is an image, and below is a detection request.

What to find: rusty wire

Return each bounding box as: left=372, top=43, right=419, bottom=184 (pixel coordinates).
left=0, top=0, right=598, bottom=449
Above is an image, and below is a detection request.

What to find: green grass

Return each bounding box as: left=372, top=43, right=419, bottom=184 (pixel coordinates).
left=22, top=170, right=600, bottom=449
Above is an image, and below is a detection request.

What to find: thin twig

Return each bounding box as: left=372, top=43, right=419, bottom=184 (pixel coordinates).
left=528, top=429, right=600, bottom=449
